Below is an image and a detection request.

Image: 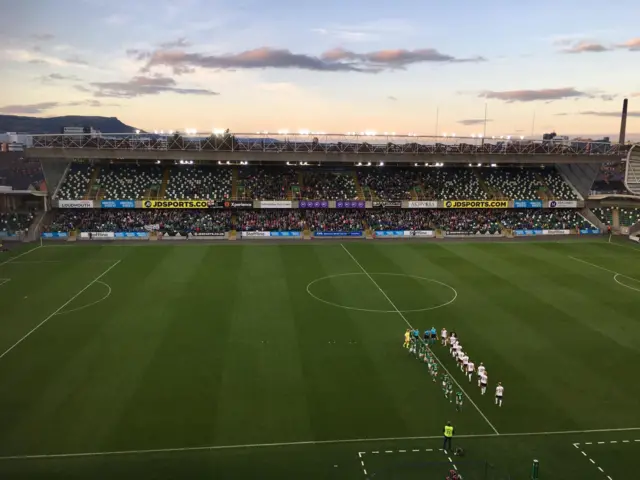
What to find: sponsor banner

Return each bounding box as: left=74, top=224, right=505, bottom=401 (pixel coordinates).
left=260, top=200, right=292, bottom=209
left=101, top=200, right=135, bottom=208
left=543, top=229, right=570, bottom=235
left=408, top=201, right=438, bottom=209
left=514, top=229, right=544, bottom=236
left=241, top=231, right=271, bottom=237
left=299, top=200, right=329, bottom=208
left=548, top=200, right=578, bottom=208
left=579, top=228, right=601, bottom=235
left=403, top=230, right=435, bottom=237
left=269, top=231, right=302, bottom=237
left=191, top=232, right=226, bottom=237
left=374, top=230, right=404, bottom=237
left=144, top=224, right=160, bottom=231
left=445, top=231, right=474, bottom=236
left=335, top=200, right=366, bottom=209
left=373, top=200, right=402, bottom=208
left=159, top=233, right=186, bottom=240
left=114, top=232, right=148, bottom=238
left=443, top=200, right=508, bottom=209
left=223, top=200, right=253, bottom=209
left=514, top=200, right=543, bottom=208
left=141, top=200, right=214, bottom=209
left=41, top=232, right=68, bottom=238
left=314, top=231, right=363, bottom=237
left=79, top=232, right=114, bottom=238
left=59, top=200, right=94, bottom=208
left=0, top=232, right=17, bottom=237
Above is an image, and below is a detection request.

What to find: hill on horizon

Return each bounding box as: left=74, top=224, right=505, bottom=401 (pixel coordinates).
left=0, top=115, right=138, bottom=134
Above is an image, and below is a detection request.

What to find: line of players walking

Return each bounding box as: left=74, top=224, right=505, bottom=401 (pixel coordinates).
left=403, top=328, right=504, bottom=408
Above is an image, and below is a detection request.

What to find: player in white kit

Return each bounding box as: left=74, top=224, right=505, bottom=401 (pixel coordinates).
left=480, top=371, right=488, bottom=395
left=477, top=363, right=485, bottom=387
left=466, top=360, right=475, bottom=382
left=453, top=344, right=462, bottom=361
left=441, top=328, right=448, bottom=346
left=461, top=353, right=469, bottom=373
left=495, top=383, right=504, bottom=407
left=449, top=335, right=457, bottom=354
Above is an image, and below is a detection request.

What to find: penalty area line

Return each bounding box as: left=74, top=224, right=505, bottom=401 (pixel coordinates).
left=340, top=243, right=500, bottom=435
left=2, top=427, right=640, bottom=461
left=0, top=260, right=121, bottom=362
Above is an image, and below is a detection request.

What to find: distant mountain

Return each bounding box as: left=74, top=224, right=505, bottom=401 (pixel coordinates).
left=0, top=115, right=138, bottom=134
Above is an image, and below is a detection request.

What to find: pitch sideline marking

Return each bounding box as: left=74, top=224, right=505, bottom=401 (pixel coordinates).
left=306, top=272, right=458, bottom=313
left=55, top=281, right=112, bottom=316
left=358, top=448, right=454, bottom=478
left=0, top=278, right=10, bottom=287
left=568, top=256, right=640, bottom=294
left=0, top=260, right=121, bottom=362
left=339, top=243, right=499, bottom=435
left=1, top=427, right=640, bottom=461
left=0, top=245, right=43, bottom=268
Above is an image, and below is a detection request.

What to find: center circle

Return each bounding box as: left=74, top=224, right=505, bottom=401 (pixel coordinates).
left=306, top=273, right=457, bottom=313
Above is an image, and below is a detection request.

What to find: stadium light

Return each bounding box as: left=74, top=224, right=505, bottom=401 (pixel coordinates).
left=507, top=135, right=511, bottom=140
left=154, top=130, right=158, bottom=134
left=520, top=135, right=524, bottom=140
left=379, top=162, right=384, bottom=166
left=451, top=133, right=456, bottom=137
left=471, top=134, right=476, bottom=138
left=356, top=162, right=362, bottom=166
left=414, top=163, right=419, bottom=166
left=442, top=133, right=447, bottom=137
left=469, top=163, right=473, bottom=167
left=491, top=163, right=497, bottom=167
left=278, top=129, right=288, bottom=135
left=477, top=163, right=482, bottom=167
left=299, top=129, right=310, bottom=135
left=391, top=132, right=396, bottom=135
left=135, top=129, right=140, bottom=134
left=168, top=130, right=174, bottom=135
left=160, top=130, right=164, bottom=134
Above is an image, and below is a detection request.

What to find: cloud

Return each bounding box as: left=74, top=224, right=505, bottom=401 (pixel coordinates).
left=579, top=110, right=640, bottom=117
left=30, top=33, right=55, bottom=41
left=482, top=87, right=587, bottom=102
left=137, top=46, right=485, bottom=74
left=0, top=100, right=116, bottom=114
left=90, top=75, right=219, bottom=98
left=104, top=14, right=129, bottom=25
left=3, top=48, right=90, bottom=68
left=561, top=41, right=609, bottom=53
left=616, top=38, right=640, bottom=51
left=65, top=55, right=89, bottom=65
left=38, top=73, right=82, bottom=83
left=458, top=118, right=493, bottom=126
left=74, top=85, right=92, bottom=92
left=388, top=96, right=397, bottom=101
left=159, top=37, right=191, bottom=49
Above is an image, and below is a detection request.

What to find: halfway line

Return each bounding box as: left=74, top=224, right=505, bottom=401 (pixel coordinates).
left=339, top=243, right=499, bottom=435
left=0, top=245, right=43, bottom=268
left=0, top=260, right=121, bottom=361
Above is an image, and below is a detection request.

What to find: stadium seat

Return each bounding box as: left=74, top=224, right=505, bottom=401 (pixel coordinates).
left=55, top=164, right=94, bottom=200
left=237, top=167, right=296, bottom=200
left=540, top=170, right=578, bottom=200
left=0, top=212, right=34, bottom=235
left=481, top=168, right=543, bottom=200
left=97, top=165, right=163, bottom=200
left=301, top=171, right=358, bottom=200
left=164, top=166, right=232, bottom=200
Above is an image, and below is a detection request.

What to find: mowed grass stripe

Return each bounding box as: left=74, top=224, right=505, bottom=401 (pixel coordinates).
left=212, top=246, right=314, bottom=446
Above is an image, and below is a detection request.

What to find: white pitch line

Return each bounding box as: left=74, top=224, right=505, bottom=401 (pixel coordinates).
left=1, top=427, right=640, bottom=461
left=0, top=245, right=42, bottom=268
left=0, top=260, right=121, bottom=362
left=569, top=256, right=640, bottom=293
left=340, top=243, right=500, bottom=435
left=576, top=446, right=613, bottom=480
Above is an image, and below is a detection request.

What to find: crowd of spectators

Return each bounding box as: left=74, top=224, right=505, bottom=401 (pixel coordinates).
left=0, top=212, right=34, bottom=235
left=593, top=207, right=640, bottom=227
left=357, top=169, right=417, bottom=200
left=164, top=166, right=231, bottom=201
left=98, top=165, right=163, bottom=200
left=236, top=210, right=305, bottom=231
left=45, top=210, right=232, bottom=233
left=300, top=171, right=357, bottom=200
left=590, top=162, right=628, bottom=195
left=305, top=210, right=365, bottom=232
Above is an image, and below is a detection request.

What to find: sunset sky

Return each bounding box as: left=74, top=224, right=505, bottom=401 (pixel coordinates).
left=1, top=0, right=639, bottom=139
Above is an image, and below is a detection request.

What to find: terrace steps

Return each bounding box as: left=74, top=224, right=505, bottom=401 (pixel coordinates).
left=159, top=167, right=170, bottom=198
left=231, top=167, right=239, bottom=199
left=83, top=166, right=100, bottom=199
left=353, top=172, right=365, bottom=200
left=474, top=170, right=497, bottom=199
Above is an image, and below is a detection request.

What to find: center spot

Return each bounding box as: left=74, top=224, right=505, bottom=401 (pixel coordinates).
left=306, top=273, right=457, bottom=313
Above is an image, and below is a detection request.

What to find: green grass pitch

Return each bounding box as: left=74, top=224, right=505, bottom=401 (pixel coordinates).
left=0, top=239, right=639, bottom=479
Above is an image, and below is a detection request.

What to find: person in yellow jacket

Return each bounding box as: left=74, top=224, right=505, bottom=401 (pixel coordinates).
left=443, top=422, right=454, bottom=452
left=403, top=329, right=411, bottom=349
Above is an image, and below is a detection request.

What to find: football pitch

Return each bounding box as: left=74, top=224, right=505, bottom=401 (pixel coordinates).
left=0, top=239, right=639, bottom=479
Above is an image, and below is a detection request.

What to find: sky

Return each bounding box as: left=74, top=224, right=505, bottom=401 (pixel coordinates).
left=0, top=0, right=639, bottom=139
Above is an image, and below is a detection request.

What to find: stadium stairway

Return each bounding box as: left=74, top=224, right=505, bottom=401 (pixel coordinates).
left=582, top=208, right=606, bottom=230
left=26, top=211, right=48, bottom=242
left=159, top=167, right=170, bottom=198
left=353, top=172, right=365, bottom=200
left=534, top=172, right=552, bottom=200
left=83, top=166, right=100, bottom=200
left=231, top=168, right=239, bottom=199
left=474, top=170, right=497, bottom=199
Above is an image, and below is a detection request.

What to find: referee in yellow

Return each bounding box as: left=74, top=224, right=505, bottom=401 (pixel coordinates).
left=443, top=421, right=454, bottom=452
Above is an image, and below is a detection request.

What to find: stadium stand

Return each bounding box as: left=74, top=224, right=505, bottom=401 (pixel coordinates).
left=590, top=162, right=628, bottom=194
left=164, top=166, right=232, bottom=200
left=428, top=169, right=488, bottom=201
left=55, top=164, right=94, bottom=200
left=592, top=207, right=640, bottom=227
left=480, top=168, right=544, bottom=200
left=540, top=169, right=578, bottom=199
left=44, top=210, right=232, bottom=233
left=592, top=207, right=612, bottom=226
left=305, top=210, right=365, bottom=232
left=237, top=167, right=297, bottom=200
left=0, top=154, right=46, bottom=191
left=237, top=210, right=304, bottom=231
left=0, top=212, right=34, bottom=235
left=357, top=169, right=418, bottom=200
left=301, top=171, right=358, bottom=200
left=367, top=210, right=434, bottom=231
left=98, top=165, right=163, bottom=200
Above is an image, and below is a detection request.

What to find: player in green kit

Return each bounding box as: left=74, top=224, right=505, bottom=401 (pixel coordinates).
left=441, top=374, right=449, bottom=394
left=432, top=364, right=438, bottom=382
left=455, top=391, right=464, bottom=411
left=447, top=381, right=454, bottom=403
